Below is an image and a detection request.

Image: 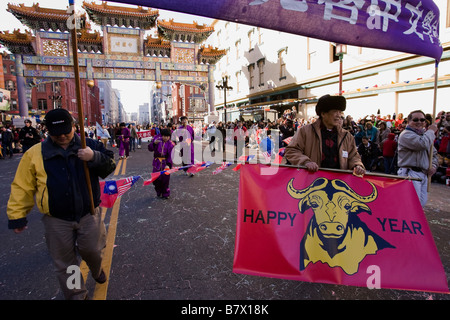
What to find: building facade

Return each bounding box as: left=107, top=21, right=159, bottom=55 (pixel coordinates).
left=209, top=2, right=450, bottom=123
left=138, top=102, right=150, bottom=126
left=0, top=52, right=101, bottom=125
left=0, top=2, right=225, bottom=125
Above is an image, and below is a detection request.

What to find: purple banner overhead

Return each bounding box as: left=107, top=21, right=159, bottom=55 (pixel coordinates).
left=109, top=0, right=442, bottom=61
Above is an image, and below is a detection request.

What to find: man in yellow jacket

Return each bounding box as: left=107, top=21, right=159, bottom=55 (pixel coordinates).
left=7, top=108, right=116, bottom=300
left=285, top=94, right=365, bottom=176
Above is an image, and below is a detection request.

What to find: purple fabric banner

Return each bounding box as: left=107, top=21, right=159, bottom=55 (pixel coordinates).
left=109, top=0, right=442, bottom=61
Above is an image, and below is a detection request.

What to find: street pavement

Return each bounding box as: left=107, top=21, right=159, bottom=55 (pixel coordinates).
left=0, top=139, right=449, bottom=302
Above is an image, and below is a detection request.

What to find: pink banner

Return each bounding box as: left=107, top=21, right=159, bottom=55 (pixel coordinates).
left=233, top=164, right=449, bottom=293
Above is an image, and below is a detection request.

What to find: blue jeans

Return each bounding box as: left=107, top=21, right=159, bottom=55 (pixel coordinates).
left=130, top=138, right=136, bottom=151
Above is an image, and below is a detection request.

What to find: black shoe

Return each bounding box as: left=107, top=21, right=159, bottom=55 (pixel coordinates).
left=94, top=269, right=107, bottom=284
left=162, top=196, right=169, bottom=200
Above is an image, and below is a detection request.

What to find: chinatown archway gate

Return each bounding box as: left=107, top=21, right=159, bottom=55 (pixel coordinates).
left=0, top=2, right=225, bottom=120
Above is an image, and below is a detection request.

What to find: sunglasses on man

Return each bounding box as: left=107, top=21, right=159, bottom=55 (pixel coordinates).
left=411, top=118, right=426, bottom=122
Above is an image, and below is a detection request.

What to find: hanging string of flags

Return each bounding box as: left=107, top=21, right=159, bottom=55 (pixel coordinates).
left=98, top=149, right=286, bottom=208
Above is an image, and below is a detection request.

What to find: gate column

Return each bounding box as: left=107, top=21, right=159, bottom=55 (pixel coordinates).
left=14, top=54, right=28, bottom=117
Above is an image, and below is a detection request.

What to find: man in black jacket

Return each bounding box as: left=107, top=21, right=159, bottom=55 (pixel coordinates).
left=19, top=119, right=40, bottom=153
left=1, top=125, right=13, bottom=158
left=7, top=109, right=116, bottom=300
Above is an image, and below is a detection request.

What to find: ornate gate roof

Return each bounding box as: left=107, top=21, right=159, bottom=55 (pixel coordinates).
left=83, top=1, right=159, bottom=29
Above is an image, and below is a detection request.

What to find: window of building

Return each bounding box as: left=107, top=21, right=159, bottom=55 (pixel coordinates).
left=11, top=99, right=17, bottom=110
left=257, top=27, right=263, bottom=45
left=38, top=99, right=48, bottom=110
left=306, top=38, right=315, bottom=70
left=330, top=43, right=340, bottom=63
left=235, top=40, right=241, bottom=60
left=278, top=47, right=287, bottom=80
left=6, top=80, right=15, bottom=91
left=52, top=82, right=61, bottom=93
left=447, top=0, right=450, bottom=28
left=235, top=71, right=241, bottom=93
left=217, top=30, right=221, bottom=47
left=37, top=83, right=46, bottom=92
left=248, top=63, right=255, bottom=89
left=248, top=29, right=255, bottom=51
left=9, top=64, right=15, bottom=73
left=257, top=58, right=265, bottom=86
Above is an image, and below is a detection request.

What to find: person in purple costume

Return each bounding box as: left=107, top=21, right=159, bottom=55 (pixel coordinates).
left=148, top=129, right=174, bottom=199
left=178, top=116, right=195, bottom=176
left=118, top=122, right=131, bottom=159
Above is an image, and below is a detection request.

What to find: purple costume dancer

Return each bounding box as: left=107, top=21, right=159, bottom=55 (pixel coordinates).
left=118, top=123, right=130, bottom=159
left=178, top=116, right=195, bottom=175
left=148, top=129, right=174, bottom=198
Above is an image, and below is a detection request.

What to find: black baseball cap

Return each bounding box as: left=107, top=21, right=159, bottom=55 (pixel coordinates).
left=44, top=109, right=74, bottom=136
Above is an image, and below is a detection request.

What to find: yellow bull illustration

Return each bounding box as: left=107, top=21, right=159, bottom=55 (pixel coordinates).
left=287, top=177, right=394, bottom=275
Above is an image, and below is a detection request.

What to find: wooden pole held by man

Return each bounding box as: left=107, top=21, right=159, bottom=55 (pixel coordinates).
left=69, top=0, right=95, bottom=215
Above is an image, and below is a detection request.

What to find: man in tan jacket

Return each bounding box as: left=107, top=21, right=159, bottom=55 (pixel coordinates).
left=285, top=94, right=365, bottom=176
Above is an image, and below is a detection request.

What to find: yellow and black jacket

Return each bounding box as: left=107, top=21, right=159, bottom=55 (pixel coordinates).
left=7, top=134, right=116, bottom=229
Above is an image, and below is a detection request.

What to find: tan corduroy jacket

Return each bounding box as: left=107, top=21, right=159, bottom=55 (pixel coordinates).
left=284, top=119, right=364, bottom=170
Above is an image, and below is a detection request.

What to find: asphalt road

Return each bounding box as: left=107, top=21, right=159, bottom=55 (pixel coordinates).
left=0, top=140, right=449, bottom=304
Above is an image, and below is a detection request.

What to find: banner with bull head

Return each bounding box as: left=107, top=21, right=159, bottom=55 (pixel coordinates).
left=233, top=164, right=449, bottom=293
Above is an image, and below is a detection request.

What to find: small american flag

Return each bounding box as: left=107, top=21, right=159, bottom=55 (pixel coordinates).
left=283, top=136, right=293, bottom=145
left=117, top=176, right=140, bottom=197
left=238, top=155, right=255, bottom=162
left=261, top=151, right=271, bottom=163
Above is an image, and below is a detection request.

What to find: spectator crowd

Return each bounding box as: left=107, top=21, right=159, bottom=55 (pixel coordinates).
left=1, top=109, right=449, bottom=184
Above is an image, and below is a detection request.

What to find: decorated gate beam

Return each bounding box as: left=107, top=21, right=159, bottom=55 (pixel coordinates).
left=0, top=2, right=226, bottom=116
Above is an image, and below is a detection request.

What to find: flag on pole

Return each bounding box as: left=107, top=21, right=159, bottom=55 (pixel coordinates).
left=273, top=148, right=285, bottom=164
left=96, top=122, right=110, bottom=139
left=143, top=172, right=162, bottom=186
left=142, top=165, right=194, bottom=185
left=163, top=165, right=193, bottom=175
left=163, top=167, right=181, bottom=175
left=282, top=136, right=293, bottom=145
left=99, top=176, right=141, bottom=208
left=233, top=164, right=449, bottom=293
left=234, top=155, right=256, bottom=171
left=261, top=151, right=271, bottom=163
left=212, top=162, right=232, bottom=175
left=187, top=161, right=212, bottom=174
left=238, top=155, right=255, bottom=162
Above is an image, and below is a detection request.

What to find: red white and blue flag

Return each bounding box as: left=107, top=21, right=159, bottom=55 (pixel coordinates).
left=143, top=172, right=161, bottom=186
left=99, top=176, right=141, bottom=208
left=282, top=136, right=293, bottom=145
left=261, top=151, right=271, bottom=163
left=212, top=162, right=233, bottom=175
left=187, top=161, right=213, bottom=174
left=234, top=155, right=256, bottom=171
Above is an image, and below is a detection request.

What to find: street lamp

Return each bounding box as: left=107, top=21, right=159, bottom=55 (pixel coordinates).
left=216, top=76, right=232, bottom=122
left=336, top=44, right=347, bottom=96
left=49, top=94, right=62, bottom=109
